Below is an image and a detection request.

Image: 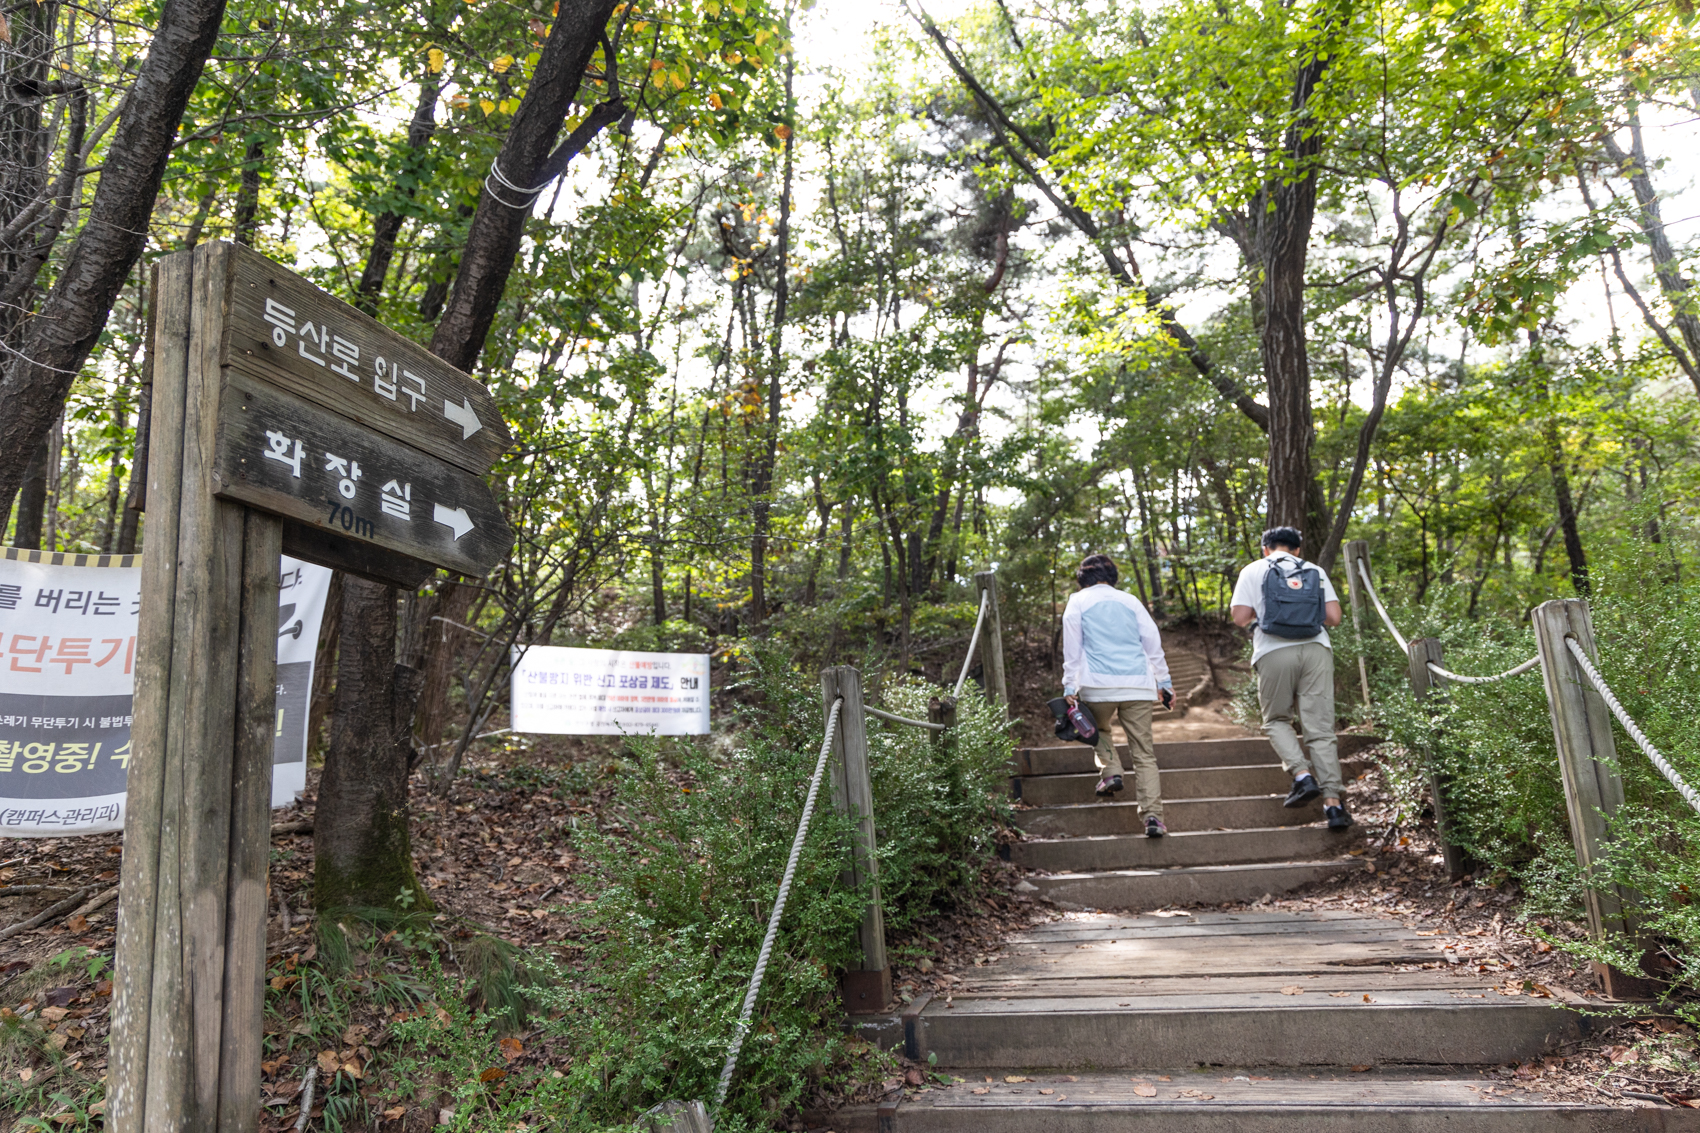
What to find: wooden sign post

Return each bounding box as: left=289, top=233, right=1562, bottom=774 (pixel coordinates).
left=110, top=242, right=512, bottom=1131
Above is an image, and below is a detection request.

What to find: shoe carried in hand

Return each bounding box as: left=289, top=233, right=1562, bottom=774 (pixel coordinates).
left=1094, top=774, right=1124, bottom=798
left=1284, top=773, right=1323, bottom=808
left=1325, top=804, right=1354, bottom=831
left=1145, top=815, right=1167, bottom=838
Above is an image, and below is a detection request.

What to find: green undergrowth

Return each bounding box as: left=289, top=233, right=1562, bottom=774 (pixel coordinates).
left=1360, top=522, right=1700, bottom=1017
left=261, top=649, right=1013, bottom=1131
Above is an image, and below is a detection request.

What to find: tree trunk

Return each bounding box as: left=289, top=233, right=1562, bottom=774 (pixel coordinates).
left=1258, top=41, right=1334, bottom=533
left=413, top=578, right=475, bottom=754
left=306, top=571, right=343, bottom=758
left=356, top=77, right=439, bottom=316
left=313, top=577, right=429, bottom=911
left=0, top=0, right=233, bottom=521
left=11, top=435, right=49, bottom=548
left=231, top=137, right=264, bottom=246
left=748, top=54, right=795, bottom=627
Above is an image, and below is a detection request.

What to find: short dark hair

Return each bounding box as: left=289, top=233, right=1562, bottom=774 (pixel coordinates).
left=1077, top=553, right=1119, bottom=589
left=1262, top=526, right=1303, bottom=551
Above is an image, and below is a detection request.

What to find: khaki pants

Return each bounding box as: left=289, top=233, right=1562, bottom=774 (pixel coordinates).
left=1082, top=700, right=1161, bottom=818
left=1254, top=642, right=1342, bottom=796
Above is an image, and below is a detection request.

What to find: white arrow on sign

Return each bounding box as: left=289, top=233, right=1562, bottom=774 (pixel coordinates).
left=443, top=396, right=484, bottom=441
left=433, top=503, right=474, bottom=540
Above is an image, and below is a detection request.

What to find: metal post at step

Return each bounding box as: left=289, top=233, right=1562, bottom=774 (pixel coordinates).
left=1343, top=540, right=1374, bottom=709
left=1530, top=599, right=1655, bottom=999
left=1406, top=637, right=1470, bottom=883
left=820, top=666, right=890, bottom=1013
left=973, top=571, right=1008, bottom=715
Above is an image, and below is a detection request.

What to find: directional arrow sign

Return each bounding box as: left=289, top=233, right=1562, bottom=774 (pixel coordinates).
left=433, top=503, right=474, bottom=540
left=443, top=397, right=483, bottom=441
left=220, top=243, right=511, bottom=476
left=214, top=375, right=513, bottom=579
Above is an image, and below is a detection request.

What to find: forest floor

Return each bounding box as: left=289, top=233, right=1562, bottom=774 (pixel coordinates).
left=0, top=680, right=1693, bottom=1127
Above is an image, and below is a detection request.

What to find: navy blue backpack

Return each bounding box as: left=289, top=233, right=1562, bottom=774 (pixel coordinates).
left=1259, top=557, right=1326, bottom=639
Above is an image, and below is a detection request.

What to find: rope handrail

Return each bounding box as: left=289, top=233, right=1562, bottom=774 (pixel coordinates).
left=865, top=705, right=946, bottom=732
left=954, top=590, right=990, bottom=699
left=713, top=696, right=844, bottom=1110
left=1352, top=559, right=1540, bottom=686
left=1563, top=638, right=1700, bottom=816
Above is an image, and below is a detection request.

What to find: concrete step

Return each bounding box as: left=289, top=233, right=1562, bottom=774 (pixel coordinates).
left=1012, top=824, right=1361, bottom=872
left=884, top=1069, right=1682, bottom=1132
left=1015, top=733, right=1381, bottom=776
left=906, top=991, right=1585, bottom=1069
left=1018, top=760, right=1369, bottom=807
left=1016, top=794, right=1325, bottom=837
left=1028, top=859, right=1356, bottom=909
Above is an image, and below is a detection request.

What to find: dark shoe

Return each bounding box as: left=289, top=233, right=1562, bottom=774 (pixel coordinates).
left=1326, top=804, right=1354, bottom=831
left=1145, top=815, right=1167, bottom=838
left=1284, top=774, right=1323, bottom=808
left=1095, top=775, right=1123, bottom=798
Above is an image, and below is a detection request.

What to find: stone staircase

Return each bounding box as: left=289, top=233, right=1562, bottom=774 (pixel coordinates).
left=840, top=735, right=1692, bottom=1131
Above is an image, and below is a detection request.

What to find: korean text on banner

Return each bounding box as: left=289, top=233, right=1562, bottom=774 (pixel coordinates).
left=510, top=646, right=710, bottom=736
left=0, top=547, right=330, bottom=836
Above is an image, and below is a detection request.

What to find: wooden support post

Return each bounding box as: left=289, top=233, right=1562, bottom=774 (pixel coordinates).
left=110, top=243, right=284, bottom=1131
left=973, top=571, right=1008, bottom=714
left=821, top=666, right=890, bottom=1014
left=928, top=694, right=957, bottom=755
left=1342, top=540, right=1374, bottom=708
left=1406, top=637, right=1469, bottom=882
left=1531, top=600, right=1654, bottom=998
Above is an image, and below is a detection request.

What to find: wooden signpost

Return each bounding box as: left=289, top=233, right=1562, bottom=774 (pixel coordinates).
left=110, top=242, right=512, bottom=1132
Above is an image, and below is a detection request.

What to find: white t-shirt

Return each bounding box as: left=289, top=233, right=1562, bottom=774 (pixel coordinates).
left=1231, top=552, right=1340, bottom=667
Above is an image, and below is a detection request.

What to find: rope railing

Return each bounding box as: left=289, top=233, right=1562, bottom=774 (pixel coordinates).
left=1564, top=637, right=1700, bottom=817
left=954, top=590, right=990, bottom=699
left=1352, top=559, right=1541, bottom=686
left=864, top=705, right=946, bottom=732
left=713, top=696, right=844, bottom=1111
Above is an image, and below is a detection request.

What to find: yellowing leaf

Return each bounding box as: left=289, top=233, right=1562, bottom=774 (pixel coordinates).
left=427, top=47, right=445, bottom=73
left=493, top=54, right=513, bottom=73
left=499, top=98, right=520, bottom=115
left=708, top=91, right=724, bottom=109
left=479, top=99, right=496, bottom=115
left=773, top=123, right=791, bottom=140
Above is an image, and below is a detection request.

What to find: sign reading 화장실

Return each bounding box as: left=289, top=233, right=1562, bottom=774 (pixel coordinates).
left=212, top=243, right=514, bottom=587
left=0, top=547, right=331, bottom=835
left=510, top=647, right=710, bottom=736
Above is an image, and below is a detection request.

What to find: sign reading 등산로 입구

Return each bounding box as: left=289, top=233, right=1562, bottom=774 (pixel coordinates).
left=210, top=243, right=515, bottom=586
left=510, top=647, right=711, bottom=736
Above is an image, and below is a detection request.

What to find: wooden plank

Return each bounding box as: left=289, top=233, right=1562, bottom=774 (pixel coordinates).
left=974, top=572, right=1008, bottom=712
left=278, top=517, right=433, bottom=591
left=221, top=242, right=510, bottom=474
left=821, top=667, right=889, bottom=992
left=174, top=241, right=245, bottom=1125
left=1531, top=600, right=1632, bottom=941
left=213, top=374, right=512, bottom=578
left=217, top=511, right=282, bottom=1133
left=110, top=251, right=195, bottom=1133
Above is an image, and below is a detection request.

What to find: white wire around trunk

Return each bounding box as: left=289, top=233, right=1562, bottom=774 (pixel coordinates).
left=713, top=696, right=845, bottom=1112
left=1564, top=637, right=1700, bottom=816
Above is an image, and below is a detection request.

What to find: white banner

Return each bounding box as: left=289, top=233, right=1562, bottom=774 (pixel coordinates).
left=0, top=547, right=330, bottom=836
left=510, top=646, right=710, bottom=736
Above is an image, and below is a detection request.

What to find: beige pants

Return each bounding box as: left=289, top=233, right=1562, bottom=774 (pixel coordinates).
left=1082, top=700, right=1161, bottom=818
left=1254, top=642, right=1342, bottom=796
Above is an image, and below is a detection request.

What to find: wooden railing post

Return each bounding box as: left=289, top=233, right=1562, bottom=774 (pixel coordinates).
left=820, top=666, right=890, bottom=1014
left=1342, top=539, right=1374, bottom=708
left=973, top=571, right=1008, bottom=715
left=1530, top=599, right=1653, bottom=998
left=1407, top=637, right=1470, bottom=882
left=928, top=694, right=957, bottom=755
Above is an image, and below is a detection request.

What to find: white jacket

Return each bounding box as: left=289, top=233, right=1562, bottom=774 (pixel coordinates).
left=1061, top=584, right=1172, bottom=701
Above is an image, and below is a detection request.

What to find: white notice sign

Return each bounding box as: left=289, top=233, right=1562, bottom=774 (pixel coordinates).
left=509, top=646, right=710, bottom=736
